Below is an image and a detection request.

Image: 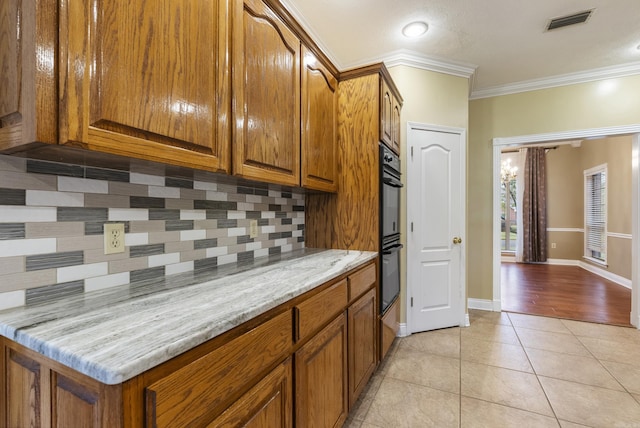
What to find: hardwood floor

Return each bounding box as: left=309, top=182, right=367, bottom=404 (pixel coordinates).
left=501, top=262, right=632, bottom=326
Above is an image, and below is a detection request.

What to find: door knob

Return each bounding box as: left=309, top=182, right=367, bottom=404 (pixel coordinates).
left=453, top=237, right=462, bottom=245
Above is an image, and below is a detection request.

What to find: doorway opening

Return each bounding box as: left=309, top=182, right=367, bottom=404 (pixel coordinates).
left=491, top=125, right=640, bottom=328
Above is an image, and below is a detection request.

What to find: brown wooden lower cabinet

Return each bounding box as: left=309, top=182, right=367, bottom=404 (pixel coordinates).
left=2, top=338, right=122, bottom=428
left=295, top=313, right=348, bottom=428
left=212, top=358, right=293, bottom=427
left=348, top=287, right=377, bottom=407
left=1, top=260, right=380, bottom=428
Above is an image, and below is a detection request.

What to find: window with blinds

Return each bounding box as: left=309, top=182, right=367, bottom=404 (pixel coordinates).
left=584, top=164, right=607, bottom=263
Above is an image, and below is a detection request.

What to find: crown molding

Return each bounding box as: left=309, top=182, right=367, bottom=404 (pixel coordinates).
left=470, top=61, right=640, bottom=100
left=493, top=124, right=640, bottom=147
left=277, top=0, right=344, bottom=69
left=381, top=50, right=477, bottom=78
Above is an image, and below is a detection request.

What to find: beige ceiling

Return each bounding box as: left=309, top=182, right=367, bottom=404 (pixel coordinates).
left=281, top=0, right=640, bottom=98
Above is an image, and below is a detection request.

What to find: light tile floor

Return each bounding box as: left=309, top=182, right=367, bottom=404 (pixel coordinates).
left=344, top=310, right=640, bottom=428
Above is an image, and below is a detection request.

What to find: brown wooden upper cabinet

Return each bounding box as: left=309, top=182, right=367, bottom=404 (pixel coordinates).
left=392, top=96, right=402, bottom=154
left=301, top=46, right=338, bottom=192
left=232, top=0, right=301, bottom=187
left=60, top=0, right=232, bottom=172
left=0, top=0, right=57, bottom=152
left=380, top=79, right=394, bottom=148
left=380, top=75, right=402, bottom=155
left=1, top=0, right=340, bottom=190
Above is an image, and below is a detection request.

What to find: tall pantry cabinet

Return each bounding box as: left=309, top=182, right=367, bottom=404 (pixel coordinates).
left=306, top=63, right=403, bottom=360
left=306, top=63, right=403, bottom=251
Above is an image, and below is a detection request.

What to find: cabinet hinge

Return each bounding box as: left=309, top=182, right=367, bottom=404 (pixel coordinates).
left=411, top=297, right=413, bottom=307
left=411, top=146, right=413, bottom=158
left=411, top=222, right=414, bottom=232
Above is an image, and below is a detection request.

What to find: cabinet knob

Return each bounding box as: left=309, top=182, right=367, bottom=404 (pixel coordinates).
left=452, top=237, right=462, bottom=245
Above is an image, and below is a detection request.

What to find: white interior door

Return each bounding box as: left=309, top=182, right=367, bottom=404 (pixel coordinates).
left=407, top=123, right=466, bottom=333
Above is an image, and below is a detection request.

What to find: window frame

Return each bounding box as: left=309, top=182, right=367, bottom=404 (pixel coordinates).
left=583, top=163, right=608, bottom=265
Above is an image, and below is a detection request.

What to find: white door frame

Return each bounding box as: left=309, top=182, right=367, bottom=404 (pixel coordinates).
left=406, top=122, right=467, bottom=334
left=491, top=125, right=640, bottom=328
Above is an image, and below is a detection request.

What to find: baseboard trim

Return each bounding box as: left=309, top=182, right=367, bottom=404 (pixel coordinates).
left=578, top=261, right=632, bottom=289
left=547, top=258, right=580, bottom=266
left=398, top=323, right=409, bottom=337
left=467, top=298, right=501, bottom=312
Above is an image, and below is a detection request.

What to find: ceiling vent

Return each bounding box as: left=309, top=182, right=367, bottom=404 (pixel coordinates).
left=546, top=9, right=593, bottom=31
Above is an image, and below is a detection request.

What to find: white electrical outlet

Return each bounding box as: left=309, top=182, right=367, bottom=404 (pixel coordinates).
left=249, top=220, right=258, bottom=238
left=104, top=223, right=125, bottom=254
left=551, top=242, right=557, bottom=249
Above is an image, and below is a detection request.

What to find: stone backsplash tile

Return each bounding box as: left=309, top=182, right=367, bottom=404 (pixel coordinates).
left=0, top=155, right=305, bottom=310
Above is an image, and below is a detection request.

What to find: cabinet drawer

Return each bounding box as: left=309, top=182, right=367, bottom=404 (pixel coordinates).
left=145, top=310, right=292, bottom=428
left=295, top=279, right=347, bottom=342
left=348, top=262, right=376, bottom=303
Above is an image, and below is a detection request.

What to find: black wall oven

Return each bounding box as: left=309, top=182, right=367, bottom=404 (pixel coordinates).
left=380, top=144, right=403, bottom=314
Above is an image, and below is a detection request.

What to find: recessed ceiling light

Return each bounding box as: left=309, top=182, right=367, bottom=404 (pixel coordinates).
left=402, top=21, right=428, bottom=38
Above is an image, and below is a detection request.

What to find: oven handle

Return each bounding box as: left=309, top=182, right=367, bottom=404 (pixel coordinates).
left=382, top=243, right=404, bottom=255
left=382, top=176, right=403, bottom=188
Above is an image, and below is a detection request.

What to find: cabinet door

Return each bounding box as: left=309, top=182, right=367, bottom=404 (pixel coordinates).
left=392, top=97, right=402, bottom=154
left=5, top=348, right=46, bottom=427
left=60, top=0, right=231, bottom=172
left=301, top=46, right=338, bottom=192
left=232, top=0, right=301, bottom=186
left=348, top=287, right=377, bottom=407
left=211, top=358, right=293, bottom=427
left=3, top=340, right=122, bottom=428
left=295, top=313, right=348, bottom=428
left=0, top=0, right=57, bottom=151
left=379, top=78, right=393, bottom=148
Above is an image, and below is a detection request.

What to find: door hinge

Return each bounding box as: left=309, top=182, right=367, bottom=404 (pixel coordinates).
left=411, top=222, right=414, bottom=232
left=411, top=146, right=413, bottom=158
left=411, top=297, right=413, bottom=307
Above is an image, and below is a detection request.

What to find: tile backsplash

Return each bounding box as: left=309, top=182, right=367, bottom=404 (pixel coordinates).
left=0, top=155, right=305, bottom=310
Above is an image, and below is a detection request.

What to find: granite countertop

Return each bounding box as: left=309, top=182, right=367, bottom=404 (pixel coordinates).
left=0, top=248, right=377, bottom=385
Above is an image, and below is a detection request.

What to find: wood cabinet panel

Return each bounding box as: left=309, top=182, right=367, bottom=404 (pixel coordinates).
left=295, top=279, right=347, bottom=342
left=380, top=298, right=400, bottom=360
left=348, top=263, right=376, bottom=303
left=145, top=309, right=292, bottom=427
left=380, top=78, right=393, bottom=148
left=331, top=74, right=380, bottom=251
left=232, top=0, right=300, bottom=186
left=60, top=0, right=231, bottom=171
left=0, top=0, right=19, bottom=125
left=6, top=349, right=44, bottom=428
left=348, top=287, right=377, bottom=407
left=295, top=313, right=348, bottom=428
left=0, top=0, right=57, bottom=151
left=392, top=97, right=402, bottom=154
left=3, top=339, right=122, bottom=428
left=211, top=358, right=292, bottom=427
left=54, top=374, right=101, bottom=428
left=301, top=45, right=338, bottom=192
